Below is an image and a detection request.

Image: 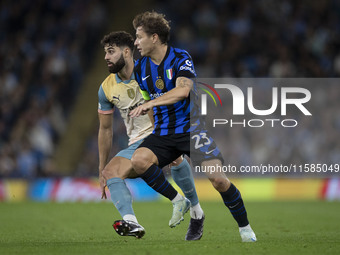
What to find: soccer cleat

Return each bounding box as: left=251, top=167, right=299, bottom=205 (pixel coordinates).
left=185, top=215, right=205, bottom=241
left=169, top=197, right=191, bottom=228
left=113, top=220, right=145, bottom=239
left=239, top=228, right=257, bottom=242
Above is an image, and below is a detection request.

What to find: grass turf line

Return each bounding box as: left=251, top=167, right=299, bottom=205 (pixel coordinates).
left=0, top=201, right=339, bottom=255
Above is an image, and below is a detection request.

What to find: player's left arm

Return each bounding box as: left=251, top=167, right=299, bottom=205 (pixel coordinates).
left=130, top=77, right=193, bottom=117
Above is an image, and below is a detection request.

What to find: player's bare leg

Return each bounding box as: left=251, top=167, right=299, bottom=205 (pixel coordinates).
left=203, top=159, right=256, bottom=242
left=130, top=147, right=158, bottom=175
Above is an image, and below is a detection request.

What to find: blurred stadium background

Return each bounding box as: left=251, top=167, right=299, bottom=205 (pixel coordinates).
left=0, top=0, right=339, bottom=203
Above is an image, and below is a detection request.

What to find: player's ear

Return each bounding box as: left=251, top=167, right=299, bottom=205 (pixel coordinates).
left=123, top=47, right=130, bottom=57
left=152, top=33, right=158, bottom=44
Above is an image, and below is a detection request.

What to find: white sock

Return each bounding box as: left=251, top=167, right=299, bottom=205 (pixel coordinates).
left=190, top=203, right=204, bottom=219
left=171, top=193, right=183, bottom=203
left=239, top=224, right=251, bottom=232
left=123, top=214, right=138, bottom=223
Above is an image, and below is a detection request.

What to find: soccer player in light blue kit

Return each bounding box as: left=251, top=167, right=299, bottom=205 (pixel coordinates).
left=98, top=31, right=204, bottom=239
left=130, top=11, right=256, bottom=242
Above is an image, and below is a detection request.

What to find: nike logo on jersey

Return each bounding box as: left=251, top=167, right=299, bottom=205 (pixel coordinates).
left=205, top=148, right=216, bottom=155
left=142, top=75, right=150, bottom=81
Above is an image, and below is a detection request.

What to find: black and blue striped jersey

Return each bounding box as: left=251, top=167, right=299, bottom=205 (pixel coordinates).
left=134, top=46, right=198, bottom=136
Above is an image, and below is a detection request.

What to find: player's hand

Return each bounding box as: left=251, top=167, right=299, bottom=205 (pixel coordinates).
left=101, top=185, right=107, bottom=199
left=130, top=102, right=152, bottom=118
left=99, top=175, right=107, bottom=199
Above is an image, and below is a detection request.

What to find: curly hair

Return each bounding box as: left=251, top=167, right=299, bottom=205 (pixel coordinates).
left=100, top=31, right=134, bottom=51
left=133, top=11, right=171, bottom=44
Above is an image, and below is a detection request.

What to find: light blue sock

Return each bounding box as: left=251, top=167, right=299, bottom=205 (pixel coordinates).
left=107, top=177, right=135, bottom=218
left=171, top=158, right=199, bottom=206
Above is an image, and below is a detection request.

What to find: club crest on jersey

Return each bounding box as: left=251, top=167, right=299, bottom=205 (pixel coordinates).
left=127, top=88, right=135, bottom=99
left=155, top=77, right=164, bottom=90
left=166, top=68, right=173, bottom=80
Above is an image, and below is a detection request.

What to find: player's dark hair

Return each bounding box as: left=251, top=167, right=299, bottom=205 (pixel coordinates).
left=133, top=11, right=170, bottom=44
left=101, top=31, right=134, bottom=52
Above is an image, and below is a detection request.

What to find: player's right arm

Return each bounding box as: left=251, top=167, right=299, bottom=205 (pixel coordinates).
left=98, top=84, right=114, bottom=199
left=130, top=55, right=195, bottom=118
left=98, top=113, right=113, bottom=189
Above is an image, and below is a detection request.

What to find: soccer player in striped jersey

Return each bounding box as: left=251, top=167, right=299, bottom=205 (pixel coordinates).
left=130, top=11, right=256, bottom=242
left=98, top=31, right=204, bottom=239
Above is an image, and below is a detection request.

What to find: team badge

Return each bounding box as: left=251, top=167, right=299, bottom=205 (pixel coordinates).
left=155, top=77, right=164, bottom=90
left=127, top=88, right=135, bottom=99
left=166, top=68, right=173, bottom=80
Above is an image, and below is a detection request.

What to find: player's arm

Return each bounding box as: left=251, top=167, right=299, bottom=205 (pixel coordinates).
left=98, top=112, right=113, bottom=199
left=151, top=76, right=192, bottom=105
left=130, top=77, right=193, bottom=117
left=97, top=84, right=114, bottom=199
left=98, top=113, right=113, bottom=172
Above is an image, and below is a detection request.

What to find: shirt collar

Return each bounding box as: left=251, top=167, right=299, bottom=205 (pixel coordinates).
left=115, top=72, right=135, bottom=84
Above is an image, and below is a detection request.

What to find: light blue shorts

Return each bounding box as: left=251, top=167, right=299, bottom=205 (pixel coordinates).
left=115, top=139, right=144, bottom=160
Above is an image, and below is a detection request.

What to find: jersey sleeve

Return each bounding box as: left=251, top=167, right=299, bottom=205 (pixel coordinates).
left=175, top=52, right=197, bottom=79
left=98, top=85, right=114, bottom=114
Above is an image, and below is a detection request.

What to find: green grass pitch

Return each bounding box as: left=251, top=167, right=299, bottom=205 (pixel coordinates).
left=0, top=201, right=339, bottom=255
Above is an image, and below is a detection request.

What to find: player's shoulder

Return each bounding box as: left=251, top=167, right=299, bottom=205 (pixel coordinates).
left=134, top=57, right=148, bottom=68
left=101, top=73, right=116, bottom=89
left=171, top=46, right=192, bottom=59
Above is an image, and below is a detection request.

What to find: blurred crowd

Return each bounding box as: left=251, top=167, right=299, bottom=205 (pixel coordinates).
left=1, top=0, right=339, bottom=178
left=0, top=0, right=107, bottom=178
left=157, top=0, right=340, bottom=77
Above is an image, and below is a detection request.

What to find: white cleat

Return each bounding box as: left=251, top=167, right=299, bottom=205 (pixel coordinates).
left=240, top=228, right=257, bottom=242
left=169, top=197, right=191, bottom=228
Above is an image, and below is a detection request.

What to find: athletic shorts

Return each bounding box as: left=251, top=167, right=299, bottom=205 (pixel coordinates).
left=115, top=139, right=144, bottom=160
left=138, top=130, right=224, bottom=168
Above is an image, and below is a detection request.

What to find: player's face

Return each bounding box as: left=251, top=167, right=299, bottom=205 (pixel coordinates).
left=104, top=45, right=125, bottom=73
left=134, top=27, right=154, bottom=57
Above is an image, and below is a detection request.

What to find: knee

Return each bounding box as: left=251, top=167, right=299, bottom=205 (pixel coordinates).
left=210, top=177, right=230, bottom=192
left=102, top=166, right=124, bottom=180
left=130, top=152, right=149, bottom=174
